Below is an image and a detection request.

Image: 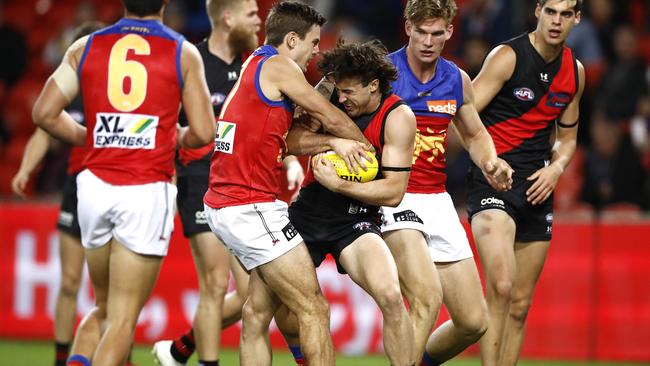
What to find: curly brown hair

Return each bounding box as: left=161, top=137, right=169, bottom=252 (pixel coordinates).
left=317, top=40, right=398, bottom=97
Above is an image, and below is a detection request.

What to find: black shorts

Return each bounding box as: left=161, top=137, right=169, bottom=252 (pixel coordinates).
left=466, top=167, right=553, bottom=242
left=176, top=174, right=211, bottom=238
left=289, top=208, right=382, bottom=274
left=57, top=173, right=81, bottom=237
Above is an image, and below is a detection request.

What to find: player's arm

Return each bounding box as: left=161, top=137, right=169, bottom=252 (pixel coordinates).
left=472, top=45, right=516, bottom=113
left=286, top=123, right=368, bottom=158
left=283, top=155, right=304, bottom=190
left=526, top=61, right=585, bottom=205
left=32, top=37, right=87, bottom=146
left=178, top=41, right=216, bottom=148
left=453, top=69, right=513, bottom=191
left=265, top=56, right=370, bottom=145
left=313, top=105, right=416, bottom=207
left=11, top=128, right=51, bottom=197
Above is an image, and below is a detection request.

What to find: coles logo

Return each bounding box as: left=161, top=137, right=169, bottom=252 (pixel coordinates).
left=426, top=100, right=457, bottom=115
left=513, top=87, right=535, bottom=101
left=480, top=197, right=505, bottom=207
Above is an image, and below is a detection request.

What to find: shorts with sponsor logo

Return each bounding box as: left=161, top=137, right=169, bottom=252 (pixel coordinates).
left=176, top=174, right=211, bottom=237
left=57, top=172, right=81, bottom=237
left=289, top=204, right=382, bottom=274
left=204, top=200, right=303, bottom=271
left=381, top=192, right=473, bottom=262
left=76, top=169, right=177, bottom=256
left=466, top=166, right=553, bottom=242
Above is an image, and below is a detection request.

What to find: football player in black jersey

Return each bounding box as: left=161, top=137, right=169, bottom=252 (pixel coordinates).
left=468, top=1, right=585, bottom=365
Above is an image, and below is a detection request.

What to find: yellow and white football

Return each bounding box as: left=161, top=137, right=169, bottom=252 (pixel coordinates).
left=314, top=150, right=379, bottom=183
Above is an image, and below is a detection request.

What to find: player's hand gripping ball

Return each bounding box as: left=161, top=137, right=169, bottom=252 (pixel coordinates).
left=313, top=150, right=379, bottom=183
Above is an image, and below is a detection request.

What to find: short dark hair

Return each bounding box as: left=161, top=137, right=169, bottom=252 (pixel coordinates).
left=318, top=39, right=398, bottom=97
left=265, top=1, right=326, bottom=47
left=537, top=0, right=582, bottom=12
left=122, top=0, right=164, bottom=17
left=404, top=0, right=457, bottom=26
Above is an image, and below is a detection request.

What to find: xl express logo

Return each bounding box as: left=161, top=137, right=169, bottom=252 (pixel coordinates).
left=426, top=100, right=457, bottom=115
left=94, top=113, right=158, bottom=149
left=214, top=121, right=236, bottom=154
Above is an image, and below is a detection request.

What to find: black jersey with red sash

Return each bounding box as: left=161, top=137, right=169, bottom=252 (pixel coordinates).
left=176, top=41, right=249, bottom=176
left=478, top=33, right=579, bottom=176
left=290, top=94, right=404, bottom=238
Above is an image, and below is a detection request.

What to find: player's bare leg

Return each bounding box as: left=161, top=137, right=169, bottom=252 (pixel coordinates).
left=189, top=232, right=230, bottom=362
left=245, top=243, right=333, bottom=366
left=222, top=254, right=249, bottom=328
left=239, top=270, right=279, bottom=366
left=384, top=229, right=442, bottom=363
left=340, top=234, right=414, bottom=366
left=90, top=239, right=163, bottom=366
left=55, top=232, right=85, bottom=347
left=424, top=258, right=488, bottom=362
left=67, top=239, right=110, bottom=363
left=498, top=240, right=549, bottom=366
left=471, top=210, right=516, bottom=366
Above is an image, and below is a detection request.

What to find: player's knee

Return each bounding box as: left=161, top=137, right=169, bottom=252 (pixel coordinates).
left=59, top=271, right=82, bottom=298
left=491, top=279, right=513, bottom=301
left=375, top=285, right=406, bottom=318
left=305, top=293, right=330, bottom=320
left=456, top=307, right=488, bottom=340
left=508, top=298, right=532, bottom=324
left=412, top=290, right=442, bottom=320
left=200, top=270, right=229, bottom=301
left=242, top=298, right=273, bottom=329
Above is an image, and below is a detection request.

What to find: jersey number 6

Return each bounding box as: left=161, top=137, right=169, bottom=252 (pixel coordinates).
left=108, top=34, right=150, bottom=112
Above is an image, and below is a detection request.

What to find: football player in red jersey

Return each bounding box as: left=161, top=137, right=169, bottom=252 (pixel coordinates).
left=202, top=2, right=370, bottom=365
left=469, top=1, right=585, bottom=365
left=32, top=0, right=216, bottom=365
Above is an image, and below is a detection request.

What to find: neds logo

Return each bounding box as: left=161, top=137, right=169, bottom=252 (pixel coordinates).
left=426, top=100, right=457, bottom=115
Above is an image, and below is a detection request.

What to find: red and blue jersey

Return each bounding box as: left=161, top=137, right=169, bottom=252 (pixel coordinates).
left=389, top=47, right=464, bottom=194
left=204, top=45, right=294, bottom=208
left=78, top=18, right=184, bottom=185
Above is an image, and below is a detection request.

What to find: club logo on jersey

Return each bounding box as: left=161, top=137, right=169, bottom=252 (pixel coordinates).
left=393, top=210, right=423, bottom=224
left=513, top=88, right=535, bottom=101
left=210, top=92, right=227, bottom=107
left=214, top=121, right=236, bottom=154
left=412, top=128, right=446, bottom=165
left=93, top=113, right=158, bottom=149
left=546, top=92, right=571, bottom=108
left=426, top=100, right=457, bottom=115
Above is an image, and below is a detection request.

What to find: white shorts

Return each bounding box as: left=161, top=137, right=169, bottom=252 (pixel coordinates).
left=381, top=192, right=473, bottom=262
left=204, top=200, right=303, bottom=271
left=76, top=169, right=177, bottom=256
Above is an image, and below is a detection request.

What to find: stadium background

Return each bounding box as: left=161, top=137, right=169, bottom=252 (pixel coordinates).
left=1, top=0, right=649, bottom=364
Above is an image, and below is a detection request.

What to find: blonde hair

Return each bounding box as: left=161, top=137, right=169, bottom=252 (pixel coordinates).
left=206, top=0, right=248, bottom=27
left=404, top=0, right=457, bottom=26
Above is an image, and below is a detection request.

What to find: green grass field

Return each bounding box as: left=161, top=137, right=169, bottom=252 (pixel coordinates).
left=1, top=340, right=648, bottom=366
